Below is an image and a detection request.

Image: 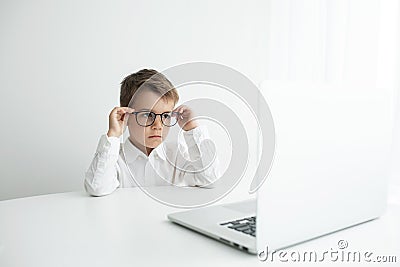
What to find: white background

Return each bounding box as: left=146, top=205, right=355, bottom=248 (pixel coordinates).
left=0, top=0, right=399, bottom=202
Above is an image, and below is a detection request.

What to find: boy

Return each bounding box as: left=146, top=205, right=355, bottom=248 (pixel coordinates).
left=84, top=69, right=220, bottom=196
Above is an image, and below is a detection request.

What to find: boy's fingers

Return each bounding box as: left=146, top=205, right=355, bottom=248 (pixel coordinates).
left=121, top=108, right=134, bottom=122
left=115, top=110, right=131, bottom=117
left=123, top=112, right=130, bottom=121
left=121, top=107, right=135, bottom=114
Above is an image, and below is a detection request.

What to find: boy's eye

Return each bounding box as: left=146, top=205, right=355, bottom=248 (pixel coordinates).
left=162, top=113, right=171, bottom=119
left=140, top=112, right=154, bottom=119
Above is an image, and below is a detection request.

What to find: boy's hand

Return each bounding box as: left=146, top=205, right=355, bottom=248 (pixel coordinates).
left=107, top=107, right=135, bottom=138
left=173, top=105, right=198, bottom=131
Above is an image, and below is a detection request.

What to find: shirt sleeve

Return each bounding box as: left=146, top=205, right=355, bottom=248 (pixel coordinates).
left=179, top=125, right=221, bottom=187
left=84, top=134, right=121, bottom=196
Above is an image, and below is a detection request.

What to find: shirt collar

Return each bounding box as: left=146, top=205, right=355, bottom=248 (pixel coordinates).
left=122, top=138, right=166, bottom=163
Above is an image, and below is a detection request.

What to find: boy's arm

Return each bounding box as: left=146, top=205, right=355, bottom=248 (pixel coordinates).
left=84, top=134, right=121, bottom=196
left=180, top=125, right=221, bottom=187
left=84, top=106, right=133, bottom=196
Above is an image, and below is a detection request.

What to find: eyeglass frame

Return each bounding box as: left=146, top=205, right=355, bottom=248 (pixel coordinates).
left=131, top=111, right=180, bottom=127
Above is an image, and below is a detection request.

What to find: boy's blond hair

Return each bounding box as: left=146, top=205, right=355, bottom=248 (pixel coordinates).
left=120, top=69, right=179, bottom=107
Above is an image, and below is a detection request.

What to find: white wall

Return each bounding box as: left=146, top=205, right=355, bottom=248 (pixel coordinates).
left=0, top=0, right=268, bottom=200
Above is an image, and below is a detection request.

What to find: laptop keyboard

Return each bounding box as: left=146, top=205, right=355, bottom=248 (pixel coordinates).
left=219, top=216, right=256, bottom=237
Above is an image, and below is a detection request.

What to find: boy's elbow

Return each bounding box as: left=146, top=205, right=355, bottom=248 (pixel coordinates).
left=194, top=172, right=220, bottom=189
left=84, top=180, right=116, bottom=197
left=197, top=182, right=216, bottom=189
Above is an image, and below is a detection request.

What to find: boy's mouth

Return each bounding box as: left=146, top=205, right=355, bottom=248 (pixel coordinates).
left=148, top=135, right=162, bottom=139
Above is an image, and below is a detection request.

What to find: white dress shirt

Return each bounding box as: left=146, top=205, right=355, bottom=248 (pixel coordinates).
left=84, top=125, right=220, bottom=196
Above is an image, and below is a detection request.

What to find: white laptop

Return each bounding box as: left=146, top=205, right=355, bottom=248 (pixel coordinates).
left=167, top=81, right=394, bottom=255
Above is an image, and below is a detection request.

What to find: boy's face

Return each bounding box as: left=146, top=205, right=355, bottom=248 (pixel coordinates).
left=127, top=90, right=175, bottom=153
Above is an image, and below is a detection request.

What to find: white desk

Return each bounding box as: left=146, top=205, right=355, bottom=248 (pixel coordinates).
left=1, top=188, right=399, bottom=267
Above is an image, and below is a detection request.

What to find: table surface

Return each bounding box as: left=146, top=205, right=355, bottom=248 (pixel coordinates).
left=0, top=187, right=399, bottom=267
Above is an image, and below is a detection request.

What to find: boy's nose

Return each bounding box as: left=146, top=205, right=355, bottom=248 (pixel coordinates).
left=152, top=116, right=163, bottom=129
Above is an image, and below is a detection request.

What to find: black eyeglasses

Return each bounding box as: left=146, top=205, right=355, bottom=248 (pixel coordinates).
left=131, top=111, right=180, bottom=127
